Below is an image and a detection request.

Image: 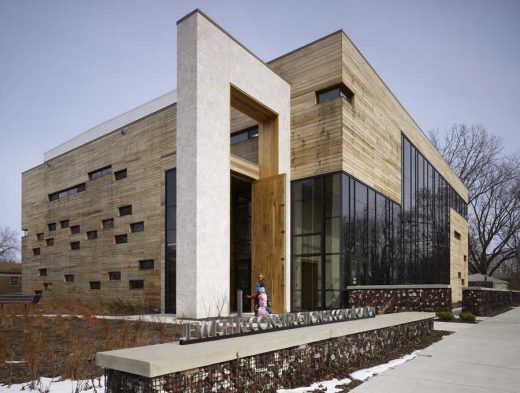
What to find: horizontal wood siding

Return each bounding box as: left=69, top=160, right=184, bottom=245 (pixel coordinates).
left=269, top=33, right=344, bottom=180
left=450, top=209, right=469, bottom=302
left=21, top=105, right=177, bottom=311
left=341, top=33, right=468, bottom=202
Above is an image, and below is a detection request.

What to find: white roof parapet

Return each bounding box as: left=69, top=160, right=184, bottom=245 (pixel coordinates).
left=43, top=90, right=177, bottom=162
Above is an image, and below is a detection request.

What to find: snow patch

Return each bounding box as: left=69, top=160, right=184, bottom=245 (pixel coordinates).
left=277, top=377, right=352, bottom=393
left=276, top=350, right=420, bottom=392
left=0, top=377, right=104, bottom=393
left=350, top=351, right=419, bottom=381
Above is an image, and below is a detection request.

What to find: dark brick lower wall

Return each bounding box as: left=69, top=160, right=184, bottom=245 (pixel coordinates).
left=463, top=288, right=520, bottom=316
left=105, top=318, right=433, bottom=393
left=348, top=287, right=451, bottom=313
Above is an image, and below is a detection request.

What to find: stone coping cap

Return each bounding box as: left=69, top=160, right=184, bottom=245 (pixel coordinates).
left=96, top=312, right=434, bottom=378
left=464, top=287, right=517, bottom=292
left=347, top=284, right=451, bottom=290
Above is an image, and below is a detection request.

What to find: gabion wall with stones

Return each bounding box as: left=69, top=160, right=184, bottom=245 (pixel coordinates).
left=463, top=289, right=520, bottom=316
left=348, top=287, right=451, bottom=313
left=104, top=318, right=433, bottom=393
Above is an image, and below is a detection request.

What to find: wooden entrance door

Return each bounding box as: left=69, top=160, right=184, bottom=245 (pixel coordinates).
left=252, top=174, right=286, bottom=313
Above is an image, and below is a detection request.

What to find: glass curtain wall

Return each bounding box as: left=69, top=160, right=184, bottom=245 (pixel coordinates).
left=291, top=135, right=467, bottom=311
left=165, top=169, right=176, bottom=313
left=401, top=135, right=467, bottom=285
left=345, top=176, right=400, bottom=287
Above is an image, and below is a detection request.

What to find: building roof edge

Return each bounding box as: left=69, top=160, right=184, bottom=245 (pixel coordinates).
left=43, top=90, right=177, bottom=162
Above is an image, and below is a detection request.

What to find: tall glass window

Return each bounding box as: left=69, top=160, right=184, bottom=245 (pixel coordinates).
left=291, top=135, right=467, bottom=311
left=165, top=169, right=176, bottom=313
left=292, top=174, right=345, bottom=311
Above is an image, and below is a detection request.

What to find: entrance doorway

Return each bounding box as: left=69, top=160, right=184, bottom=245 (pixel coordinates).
left=230, top=174, right=252, bottom=313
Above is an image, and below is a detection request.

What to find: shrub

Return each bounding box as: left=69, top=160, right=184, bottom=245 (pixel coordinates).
left=436, top=311, right=455, bottom=321
left=459, top=311, right=476, bottom=323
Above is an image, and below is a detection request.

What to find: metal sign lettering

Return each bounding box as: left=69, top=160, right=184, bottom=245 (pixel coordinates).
left=180, top=307, right=376, bottom=344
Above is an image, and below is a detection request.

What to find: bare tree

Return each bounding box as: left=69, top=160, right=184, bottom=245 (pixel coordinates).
left=0, top=226, right=19, bottom=262
left=429, top=124, right=520, bottom=275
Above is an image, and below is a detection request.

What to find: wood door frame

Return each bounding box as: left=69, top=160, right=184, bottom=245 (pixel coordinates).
left=230, top=85, right=286, bottom=313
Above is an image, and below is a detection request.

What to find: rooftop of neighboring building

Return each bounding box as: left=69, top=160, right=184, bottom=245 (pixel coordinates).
left=0, top=262, right=22, bottom=275
left=468, top=273, right=509, bottom=284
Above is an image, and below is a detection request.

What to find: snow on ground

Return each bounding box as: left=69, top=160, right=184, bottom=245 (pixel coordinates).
left=277, top=378, right=352, bottom=393
left=277, top=351, right=420, bottom=393
left=96, top=314, right=180, bottom=323
left=0, top=377, right=104, bottom=393
left=1, top=350, right=419, bottom=393
left=349, top=351, right=419, bottom=381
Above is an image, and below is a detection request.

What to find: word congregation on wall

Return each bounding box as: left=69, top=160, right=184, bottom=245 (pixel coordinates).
left=180, top=306, right=376, bottom=344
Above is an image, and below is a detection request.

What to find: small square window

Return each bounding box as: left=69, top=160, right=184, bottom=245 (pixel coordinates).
left=454, top=231, right=461, bottom=240
left=33, top=247, right=40, bottom=256
left=102, top=218, right=114, bottom=229
left=462, top=279, right=465, bottom=286
left=89, top=166, right=112, bottom=180
left=89, top=281, right=101, bottom=290
left=64, top=274, right=74, bottom=283
left=46, top=238, right=54, bottom=247
left=129, top=280, right=144, bottom=290
left=115, top=234, right=128, bottom=244
left=130, top=222, right=144, bottom=233
left=139, top=260, right=154, bottom=270
left=70, top=225, right=80, bottom=235
left=458, top=272, right=462, bottom=279
left=43, top=282, right=52, bottom=290
left=39, top=268, right=47, bottom=276
left=70, top=241, right=80, bottom=250
left=86, top=230, right=98, bottom=240
left=48, top=223, right=56, bottom=231
left=119, top=205, right=132, bottom=216
left=36, top=233, right=44, bottom=241
left=115, top=169, right=127, bottom=181
left=316, top=84, right=354, bottom=105
left=11, top=277, right=20, bottom=287
left=60, top=220, right=70, bottom=229
left=464, top=255, right=467, bottom=262
left=108, top=271, right=121, bottom=281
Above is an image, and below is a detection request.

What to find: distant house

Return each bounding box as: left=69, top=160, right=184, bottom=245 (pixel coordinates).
left=468, top=273, right=509, bottom=290
left=0, top=263, right=22, bottom=295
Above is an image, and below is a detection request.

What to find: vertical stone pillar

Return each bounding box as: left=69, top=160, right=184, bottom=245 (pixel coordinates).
left=176, top=13, right=230, bottom=318
left=176, top=10, right=290, bottom=317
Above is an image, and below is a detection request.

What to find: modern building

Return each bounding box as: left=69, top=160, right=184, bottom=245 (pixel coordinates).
left=21, top=10, right=468, bottom=318
left=0, top=263, right=22, bottom=295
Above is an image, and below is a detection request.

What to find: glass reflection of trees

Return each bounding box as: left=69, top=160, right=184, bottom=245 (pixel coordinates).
left=291, top=135, right=467, bottom=311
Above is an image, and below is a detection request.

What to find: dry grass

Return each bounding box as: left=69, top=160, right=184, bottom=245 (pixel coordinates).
left=0, top=301, right=182, bottom=385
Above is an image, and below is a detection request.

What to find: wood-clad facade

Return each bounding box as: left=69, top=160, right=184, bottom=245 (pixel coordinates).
left=270, top=31, right=468, bottom=309
left=450, top=209, right=469, bottom=302
left=21, top=15, right=468, bottom=313
left=22, top=105, right=177, bottom=311
left=0, top=263, right=22, bottom=295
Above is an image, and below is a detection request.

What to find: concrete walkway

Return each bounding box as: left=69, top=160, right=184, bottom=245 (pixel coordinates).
left=352, top=307, right=520, bottom=393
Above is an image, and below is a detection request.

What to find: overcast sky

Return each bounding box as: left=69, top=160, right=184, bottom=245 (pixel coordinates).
left=1, top=0, right=519, bottom=242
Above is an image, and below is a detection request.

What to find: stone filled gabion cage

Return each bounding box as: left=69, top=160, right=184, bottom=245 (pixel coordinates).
left=462, top=287, right=520, bottom=316
left=104, top=318, right=433, bottom=393
left=348, top=285, right=452, bottom=313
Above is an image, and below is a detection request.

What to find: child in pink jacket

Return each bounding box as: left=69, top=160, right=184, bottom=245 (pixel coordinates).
left=256, top=287, right=269, bottom=317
